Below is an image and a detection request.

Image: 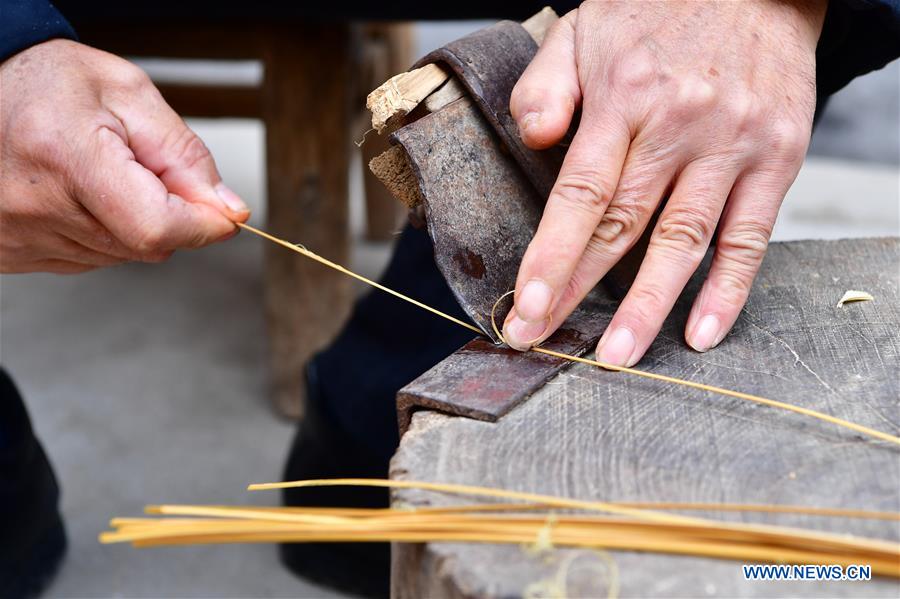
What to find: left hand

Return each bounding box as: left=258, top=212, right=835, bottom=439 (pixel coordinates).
left=502, top=0, right=827, bottom=365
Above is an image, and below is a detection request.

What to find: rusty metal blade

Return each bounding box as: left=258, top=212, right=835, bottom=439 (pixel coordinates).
left=391, top=98, right=542, bottom=340
left=396, top=297, right=612, bottom=434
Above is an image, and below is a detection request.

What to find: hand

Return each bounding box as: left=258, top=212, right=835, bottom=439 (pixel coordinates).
left=0, top=40, right=249, bottom=274
left=503, top=0, right=826, bottom=364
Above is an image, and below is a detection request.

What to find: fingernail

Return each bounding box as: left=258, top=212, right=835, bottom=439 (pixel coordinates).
left=517, top=279, right=553, bottom=322
left=504, top=315, right=550, bottom=350
left=216, top=183, right=248, bottom=213
left=519, top=112, right=541, bottom=136
left=597, top=327, right=636, bottom=367
left=688, top=314, right=722, bottom=352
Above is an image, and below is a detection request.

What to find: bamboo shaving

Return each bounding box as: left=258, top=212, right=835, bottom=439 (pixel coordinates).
left=837, top=290, right=874, bottom=307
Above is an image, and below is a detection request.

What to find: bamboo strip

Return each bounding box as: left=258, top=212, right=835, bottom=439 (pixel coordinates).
left=235, top=223, right=483, bottom=335
left=105, top=512, right=900, bottom=556
left=100, top=512, right=900, bottom=577
left=247, top=479, right=900, bottom=555
left=141, top=501, right=900, bottom=521
left=235, top=221, right=900, bottom=447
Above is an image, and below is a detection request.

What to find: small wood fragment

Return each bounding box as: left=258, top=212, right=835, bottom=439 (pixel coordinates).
left=366, top=63, right=450, bottom=132
left=521, top=6, right=559, bottom=44
left=423, top=77, right=467, bottom=113
left=837, top=290, right=874, bottom=307
left=366, top=7, right=559, bottom=132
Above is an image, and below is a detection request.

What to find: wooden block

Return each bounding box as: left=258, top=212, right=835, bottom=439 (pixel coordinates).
left=391, top=237, right=900, bottom=598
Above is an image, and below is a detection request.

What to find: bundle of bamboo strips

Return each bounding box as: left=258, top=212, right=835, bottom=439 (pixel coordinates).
left=100, top=479, right=900, bottom=579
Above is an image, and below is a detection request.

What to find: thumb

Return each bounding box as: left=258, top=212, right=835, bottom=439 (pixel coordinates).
left=77, top=127, right=239, bottom=258
left=107, top=78, right=249, bottom=222
left=510, top=10, right=581, bottom=149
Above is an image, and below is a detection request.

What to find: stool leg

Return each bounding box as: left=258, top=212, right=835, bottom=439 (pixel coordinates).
left=262, top=24, right=354, bottom=419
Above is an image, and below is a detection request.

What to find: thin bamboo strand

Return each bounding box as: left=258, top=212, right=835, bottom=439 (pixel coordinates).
left=247, top=478, right=900, bottom=554
left=235, top=223, right=482, bottom=335
left=101, top=517, right=900, bottom=577
left=122, top=531, right=898, bottom=576
left=248, top=478, right=707, bottom=526
left=604, top=502, right=900, bottom=521
left=102, top=514, right=899, bottom=556
left=105, top=513, right=900, bottom=556
left=143, top=501, right=900, bottom=521
left=107, top=517, right=900, bottom=558
left=149, top=505, right=351, bottom=525
left=533, top=346, right=900, bottom=445
left=236, top=222, right=900, bottom=446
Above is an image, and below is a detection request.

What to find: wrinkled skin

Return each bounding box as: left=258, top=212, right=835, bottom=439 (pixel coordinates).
left=503, top=0, right=827, bottom=364
left=0, top=40, right=248, bottom=274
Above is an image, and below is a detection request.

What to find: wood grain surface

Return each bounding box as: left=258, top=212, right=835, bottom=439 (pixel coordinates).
left=391, top=237, right=900, bottom=598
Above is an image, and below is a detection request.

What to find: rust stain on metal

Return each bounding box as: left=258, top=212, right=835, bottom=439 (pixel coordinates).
left=453, top=248, right=486, bottom=279
left=392, top=98, right=543, bottom=340
left=397, top=298, right=613, bottom=435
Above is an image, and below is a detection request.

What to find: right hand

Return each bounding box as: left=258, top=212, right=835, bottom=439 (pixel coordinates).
left=502, top=0, right=823, bottom=363
left=0, top=39, right=249, bottom=274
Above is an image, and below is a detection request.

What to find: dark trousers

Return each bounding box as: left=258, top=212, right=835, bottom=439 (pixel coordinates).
left=304, top=224, right=474, bottom=468
left=0, top=369, right=65, bottom=598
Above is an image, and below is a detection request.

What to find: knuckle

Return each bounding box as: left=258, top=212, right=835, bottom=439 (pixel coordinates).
left=611, top=48, right=657, bottom=90
left=725, top=93, right=762, bottom=133
left=768, top=119, right=810, bottom=161
left=671, top=76, right=717, bottom=117
left=14, top=106, right=65, bottom=167
left=717, top=220, right=771, bottom=265
left=129, top=221, right=169, bottom=255
left=552, top=170, right=614, bottom=215
left=653, top=207, right=715, bottom=257
left=116, top=62, right=153, bottom=91
left=713, top=221, right=771, bottom=301
left=628, top=283, right=670, bottom=323
left=166, top=127, right=212, bottom=172
left=593, top=197, right=645, bottom=243
left=558, top=270, right=588, bottom=309
left=714, top=268, right=753, bottom=305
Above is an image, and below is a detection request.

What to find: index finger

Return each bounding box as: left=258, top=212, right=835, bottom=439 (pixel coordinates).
left=503, top=110, right=631, bottom=349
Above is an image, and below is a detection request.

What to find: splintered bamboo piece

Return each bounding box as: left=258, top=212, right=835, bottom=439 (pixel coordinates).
left=366, top=7, right=559, bottom=132
left=367, top=63, right=450, bottom=132
left=837, top=290, right=874, bottom=307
